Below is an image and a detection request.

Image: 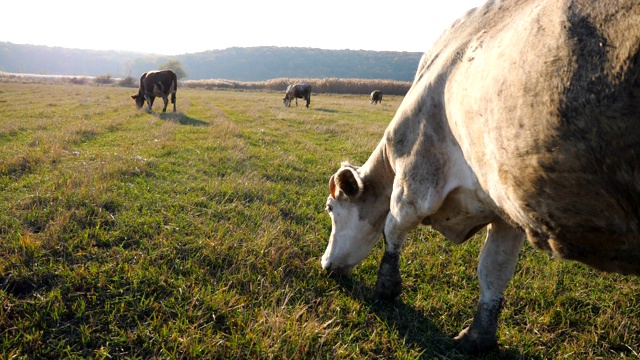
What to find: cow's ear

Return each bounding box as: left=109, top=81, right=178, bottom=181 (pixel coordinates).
left=329, top=175, right=337, bottom=199
left=334, top=166, right=364, bottom=199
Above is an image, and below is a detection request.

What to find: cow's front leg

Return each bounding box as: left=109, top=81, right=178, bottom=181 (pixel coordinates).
left=145, top=95, right=155, bottom=112
left=376, top=231, right=403, bottom=299
left=454, top=219, right=524, bottom=353
left=375, top=207, right=421, bottom=300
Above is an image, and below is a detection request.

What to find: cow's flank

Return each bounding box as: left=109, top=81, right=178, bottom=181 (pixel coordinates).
left=322, top=0, right=640, bottom=354
left=131, top=69, right=177, bottom=112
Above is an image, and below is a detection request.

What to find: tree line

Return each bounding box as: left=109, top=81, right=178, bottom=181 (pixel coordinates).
left=0, top=42, right=422, bottom=82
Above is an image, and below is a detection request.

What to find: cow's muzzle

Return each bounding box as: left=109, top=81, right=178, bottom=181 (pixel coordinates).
left=321, top=260, right=353, bottom=276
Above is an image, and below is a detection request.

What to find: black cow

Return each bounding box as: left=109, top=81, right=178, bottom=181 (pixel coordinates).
left=131, top=70, right=177, bottom=112
left=283, top=83, right=311, bottom=108
left=370, top=90, right=382, bottom=104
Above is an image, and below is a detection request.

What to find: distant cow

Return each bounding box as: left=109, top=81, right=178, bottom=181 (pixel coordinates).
left=322, top=0, right=640, bottom=354
left=370, top=90, right=382, bottom=104
left=131, top=70, right=177, bottom=112
left=283, top=83, right=311, bottom=108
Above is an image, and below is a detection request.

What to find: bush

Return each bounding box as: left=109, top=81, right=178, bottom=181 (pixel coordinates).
left=94, top=74, right=113, bottom=85
left=69, top=77, right=87, bottom=85
left=118, top=76, right=137, bottom=88
left=182, top=77, right=412, bottom=95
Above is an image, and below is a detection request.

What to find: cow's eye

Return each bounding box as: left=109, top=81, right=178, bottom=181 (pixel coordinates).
left=326, top=204, right=333, bottom=212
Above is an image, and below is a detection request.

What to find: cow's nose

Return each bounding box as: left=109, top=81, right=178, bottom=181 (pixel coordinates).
left=321, top=261, right=352, bottom=276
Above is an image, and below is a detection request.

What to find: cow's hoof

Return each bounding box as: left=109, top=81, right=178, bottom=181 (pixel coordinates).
left=375, top=273, right=402, bottom=300
left=452, top=326, right=497, bottom=354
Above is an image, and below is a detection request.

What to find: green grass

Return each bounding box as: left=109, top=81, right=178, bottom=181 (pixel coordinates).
left=0, top=82, right=638, bottom=359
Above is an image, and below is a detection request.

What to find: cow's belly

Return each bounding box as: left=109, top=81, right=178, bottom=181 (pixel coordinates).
left=150, top=86, right=166, bottom=97
left=454, top=116, right=640, bottom=275
left=427, top=186, right=499, bottom=245
left=512, top=137, right=640, bottom=275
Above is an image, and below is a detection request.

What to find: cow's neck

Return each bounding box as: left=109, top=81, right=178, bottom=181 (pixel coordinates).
left=361, top=138, right=395, bottom=197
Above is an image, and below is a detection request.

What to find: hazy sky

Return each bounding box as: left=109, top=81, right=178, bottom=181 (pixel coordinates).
left=1, top=0, right=486, bottom=55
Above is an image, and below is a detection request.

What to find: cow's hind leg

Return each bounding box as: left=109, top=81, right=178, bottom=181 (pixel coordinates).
left=161, top=95, right=169, bottom=112
left=454, top=220, right=524, bottom=353
left=171, top=92, right=177, bottom=112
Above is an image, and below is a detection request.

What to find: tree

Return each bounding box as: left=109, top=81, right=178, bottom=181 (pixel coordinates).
left=159, top=59, right=187, bottom=79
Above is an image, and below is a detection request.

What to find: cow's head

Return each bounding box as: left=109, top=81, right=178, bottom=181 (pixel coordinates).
left=283, top=98, right=291, bottom=107
left=322, top=163, right=390, bottom=274
left=131, top=94, right=145, bottom=109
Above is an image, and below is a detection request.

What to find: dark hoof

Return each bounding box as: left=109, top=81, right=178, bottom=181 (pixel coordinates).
left=452, top=326, right=498, bottom=354
left=375, top=274, right=402, bottom=300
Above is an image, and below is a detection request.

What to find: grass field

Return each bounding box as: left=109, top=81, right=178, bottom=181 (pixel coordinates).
left=0, top=82, right=639, bottom=359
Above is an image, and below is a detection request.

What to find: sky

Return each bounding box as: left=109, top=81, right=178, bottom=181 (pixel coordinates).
left=1, top=0, right=487, bottom=55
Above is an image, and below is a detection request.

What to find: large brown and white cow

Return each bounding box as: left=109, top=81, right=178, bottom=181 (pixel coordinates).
left=322, top=0, right=640, bottom=353
left=131, top=69, right=177, bottom=112
left=283, top=83, right=312, bottom=108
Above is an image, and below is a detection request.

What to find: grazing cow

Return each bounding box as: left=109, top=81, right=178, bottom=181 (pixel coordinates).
left=322, top=0, right=640, bottom=353
left=131, top=69, right=177, bottom=112
left=370, top=90, right=382, bottom=104
left=283, top=83, right=311, bottom=108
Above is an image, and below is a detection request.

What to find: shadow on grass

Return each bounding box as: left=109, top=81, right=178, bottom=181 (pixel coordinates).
left=313, top=108, right=339, bottom=113
left=1, top=272, right=62, bottom=299
left=333, top=275, right=531, bottom=360
left=157, top=112, right=209, bottom=126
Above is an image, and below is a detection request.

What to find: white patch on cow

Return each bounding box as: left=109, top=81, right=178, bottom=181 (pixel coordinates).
left=152, top=83, right=165, bottom=97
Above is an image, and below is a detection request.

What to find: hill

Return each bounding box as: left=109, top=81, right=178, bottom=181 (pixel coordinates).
left=0, top=42, right=422, bottom=81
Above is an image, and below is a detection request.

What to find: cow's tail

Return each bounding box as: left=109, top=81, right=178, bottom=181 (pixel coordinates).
left=171, top=72, right=177, bottom=104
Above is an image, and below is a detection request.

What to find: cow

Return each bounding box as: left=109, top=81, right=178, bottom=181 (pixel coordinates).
left=283, top=83, right=311, bottom=108
left=321, top=0, right=640, bottom=354
left=370, top=90, right=382, bottom=104
left=131, top=69, right=177, bottom=112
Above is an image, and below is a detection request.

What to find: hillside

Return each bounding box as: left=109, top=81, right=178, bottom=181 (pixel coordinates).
left=0, top=42, right=422, bottom=81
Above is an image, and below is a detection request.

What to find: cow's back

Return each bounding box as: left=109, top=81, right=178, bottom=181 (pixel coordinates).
left=141, top=70, right=176, bottom=91
left=434, top=0, right=640, bottom=274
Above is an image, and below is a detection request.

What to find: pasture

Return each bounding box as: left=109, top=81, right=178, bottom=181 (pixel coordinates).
left=0, top=82, right=638, bottom=359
